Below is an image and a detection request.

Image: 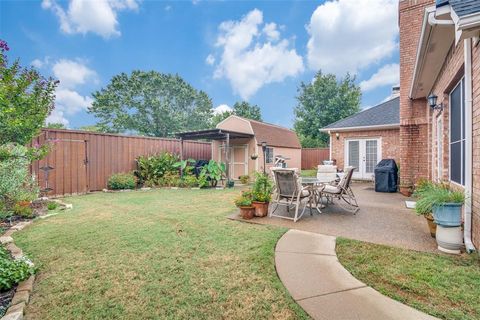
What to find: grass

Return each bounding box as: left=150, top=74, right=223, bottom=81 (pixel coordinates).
left=336, top=237, right=480, bottom=320
left=14, top=189, right=308, bottom=320
left=300, top=169, right=317, bottom=177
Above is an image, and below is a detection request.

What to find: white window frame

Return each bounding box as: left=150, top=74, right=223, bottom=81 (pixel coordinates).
left=448, top=77, right=465, bottom=186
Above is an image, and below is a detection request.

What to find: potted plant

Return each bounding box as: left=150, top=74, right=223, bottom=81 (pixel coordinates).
left=429, top=187, right=464, bottom=227
left=251, top=172, right=273, bottom=217
left=239, top=175, right=250, bottom=185
left=413, top=179, right=436, bottom=237
left=250, top=154, right=258, bottom=160
left=234, top=191, right=254, bottom=219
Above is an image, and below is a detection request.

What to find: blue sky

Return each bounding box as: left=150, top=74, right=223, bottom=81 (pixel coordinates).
left=0, top=0, right=400, bottom=130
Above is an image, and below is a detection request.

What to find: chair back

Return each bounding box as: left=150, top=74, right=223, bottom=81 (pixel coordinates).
left=317, top=165, right=337, bottom=183
left=273, top=169, right=299, bottom=197
left=338, top=167, right=355, bottom=190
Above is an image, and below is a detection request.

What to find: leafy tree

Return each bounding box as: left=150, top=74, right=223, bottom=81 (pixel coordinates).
left=46, top=122, right=66, bottom=129
left=0, top=39, right=58, bottom=145
left=212, top=101, right=262, bottom=126
left=89, top=71, right=213, bottom=137
left=294, top=71, right=361, bottom=147
left=77, top=125, right=102, bottom=132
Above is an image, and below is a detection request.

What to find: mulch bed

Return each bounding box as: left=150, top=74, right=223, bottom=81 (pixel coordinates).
left=0, top=286, right=16, bottom=317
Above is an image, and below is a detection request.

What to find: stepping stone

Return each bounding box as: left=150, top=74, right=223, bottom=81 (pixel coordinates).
left=0, top=236, right=13, bottom=244
left=275, top=229, right=336, bottom=256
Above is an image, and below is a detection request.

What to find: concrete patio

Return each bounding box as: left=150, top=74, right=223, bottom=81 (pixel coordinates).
left=230, top=182, right=437, bottom=252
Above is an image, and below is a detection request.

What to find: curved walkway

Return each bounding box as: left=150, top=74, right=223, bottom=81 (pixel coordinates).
left=275, top=230, right=439, bottom=320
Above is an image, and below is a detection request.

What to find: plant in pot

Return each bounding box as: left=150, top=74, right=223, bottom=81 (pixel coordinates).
left=234, top=191, right=255, bottom=219
left=251, top=172, right=273, bottom=217
left=250, top=154, right=258, bottom=160
left=413, top=178, right=436, bottom=237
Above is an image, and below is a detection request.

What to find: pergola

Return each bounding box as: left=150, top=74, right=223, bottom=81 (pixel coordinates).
left=176, top=129, right=254, bottom=182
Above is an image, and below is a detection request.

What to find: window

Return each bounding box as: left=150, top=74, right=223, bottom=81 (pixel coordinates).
left=265, top=147, right=274, bottom=163
left=449, top=78, right=465, bottom=185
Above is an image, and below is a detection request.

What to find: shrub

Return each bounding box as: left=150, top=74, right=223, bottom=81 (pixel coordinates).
left=0, top=246, right=35, bottom=291
left=0, top=144, right=39, bottom=216
left=47, top=202, right=58, bottom=210
left=108, top=173, right=137, bottom=190
left=251, top=172, right=273, bottom=202
left=13, top=201, right=34, bottom=218
left=198, top=160, right=225, bottom=188
left=135, top=152, right=179, bottom=186
left=182, top=175, right=198, bottom=188
left=239, top=175, right=250, bottom=184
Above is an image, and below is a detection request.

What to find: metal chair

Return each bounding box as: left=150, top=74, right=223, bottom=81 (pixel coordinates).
left=320, top=167, right=359, bottom=213
left=269, top=169, right=310, bottom=222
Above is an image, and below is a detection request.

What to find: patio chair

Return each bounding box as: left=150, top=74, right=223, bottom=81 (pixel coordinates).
left=269, top=169, right=310, bottom=222
left=316, top=165, right=338, bottom=184
left=320, top=166, right=359, bottom=214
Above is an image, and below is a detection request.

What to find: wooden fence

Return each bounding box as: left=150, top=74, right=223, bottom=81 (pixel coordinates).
left=301, top=148, right=330, bottom=169
left=31, top=129, right=212, bottom=196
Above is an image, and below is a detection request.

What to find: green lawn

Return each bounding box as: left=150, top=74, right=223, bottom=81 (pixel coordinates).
left=14, top=189, right=308, bottom=320
left=336, top=238, right=480, bottom=320
left=300, top=169, right=317, bottom=177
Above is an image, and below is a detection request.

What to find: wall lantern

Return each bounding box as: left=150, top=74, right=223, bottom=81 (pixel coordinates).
left=335, top=132, right=340, bottom=140
left=428, top=93, right=443, bottom=112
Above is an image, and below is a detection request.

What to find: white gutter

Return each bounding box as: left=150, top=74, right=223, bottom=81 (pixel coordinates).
left=463, top=39, right=475, bottom=253
left=328, top=132, right=332, bottom=161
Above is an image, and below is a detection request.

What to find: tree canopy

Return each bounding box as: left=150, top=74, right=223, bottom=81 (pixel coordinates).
left=89, top=71, right=213, bottom=137
left=294, top=71, right=361, bottom=147
left=0, top=40, right=57, bottom=145
left=212, top=101, right=262, bottom=126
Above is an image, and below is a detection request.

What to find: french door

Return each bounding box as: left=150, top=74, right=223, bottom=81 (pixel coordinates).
left=345, top=138, right=381, bottom=180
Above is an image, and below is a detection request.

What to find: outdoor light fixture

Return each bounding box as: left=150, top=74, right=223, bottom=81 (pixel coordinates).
left=335, top=132, right=340, bottom=140
left=428, top=93, right=443, bottom=112
left=261, top=141, right=267, bottom=152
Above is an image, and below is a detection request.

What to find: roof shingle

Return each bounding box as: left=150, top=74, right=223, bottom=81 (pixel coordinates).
left=321, top=96, right=399, bottom=130
left=236, top=117, right=301, bottom=149
left=448, top=0, right=480, bottom=17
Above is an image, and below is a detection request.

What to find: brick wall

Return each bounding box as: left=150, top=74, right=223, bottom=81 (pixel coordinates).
left=329, top=129, right=400, bottom=169
left=472, top=39, right=480, bottom=248
left=399, top=0, right=435, bottom=195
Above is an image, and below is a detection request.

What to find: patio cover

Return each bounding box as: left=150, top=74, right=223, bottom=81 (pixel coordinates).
left=176, top=129, right=254, bottom=182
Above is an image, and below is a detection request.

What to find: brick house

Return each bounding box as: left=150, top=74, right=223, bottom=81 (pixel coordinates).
left=399, top=0, right=480, bottom=251
left=320, top=94, right=400, bottom=180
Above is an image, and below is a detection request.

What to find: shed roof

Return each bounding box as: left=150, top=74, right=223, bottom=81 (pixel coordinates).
left=217, top=115, right=301, bottom=149
left=321, top=96, right=400, bottom=132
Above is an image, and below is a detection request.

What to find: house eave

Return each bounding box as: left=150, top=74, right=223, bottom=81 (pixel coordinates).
left=320, top=124, right=400, bottom=133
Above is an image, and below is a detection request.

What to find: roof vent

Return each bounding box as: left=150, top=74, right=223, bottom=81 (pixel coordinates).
left=391, top=85, right=400, bottom=96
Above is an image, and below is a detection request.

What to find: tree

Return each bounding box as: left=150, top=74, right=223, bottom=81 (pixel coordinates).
left=46, top=123, right=66, bottom=129
left=77, top=125, right=102, bottom=132
left=294, top=71, right=361, bottom=147
left=89, top=71, right=213, bottom=137
left=212, top=101, right=262, bottom=126
left=0, top=39, right=58, bottom=145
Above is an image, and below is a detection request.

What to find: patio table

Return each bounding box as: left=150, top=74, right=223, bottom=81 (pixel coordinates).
left=301, top=177, right=325, bottom=214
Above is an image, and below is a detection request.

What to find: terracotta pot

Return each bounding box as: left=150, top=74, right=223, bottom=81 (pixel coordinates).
left=252, top=201, right=269, bottom=217
left=425, top=214, right=436, bottom=238
left=399, top=186, right=413, bottom=197
left=239, top=206, right=255, bottom=219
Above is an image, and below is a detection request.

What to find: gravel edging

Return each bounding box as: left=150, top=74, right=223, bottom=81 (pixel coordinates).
left=0, top=199, right=72, bottom=320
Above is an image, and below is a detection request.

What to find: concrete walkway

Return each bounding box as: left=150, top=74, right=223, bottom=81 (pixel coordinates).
left=275, top=229, right=439, bottom=320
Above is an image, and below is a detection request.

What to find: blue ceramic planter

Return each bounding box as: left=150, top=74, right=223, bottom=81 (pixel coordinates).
left=433, top=203, right=462, bottom=227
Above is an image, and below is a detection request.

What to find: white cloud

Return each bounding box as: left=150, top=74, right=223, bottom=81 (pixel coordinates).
left=52, top=59, right=97, bottom=89
left=212, top=9, right=304, bottom=100
left=55, top=89, right=93, bottom=115
left=205, top=54, right=215, bottom=66
left=360, top=63, right=399, bottom=92
left=41, top=0, right=139, bottom=38
left=306, top=0, right=398, bottom=75
left=46, top=109, right=70, bottom=126
left=31, top=57, right=51, bottom=69
left=213, top=104, right=232, bottom=115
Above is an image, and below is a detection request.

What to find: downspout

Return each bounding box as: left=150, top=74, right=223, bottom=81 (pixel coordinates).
left=463, top=39, right=475, bottom=253
left=328, top=131, right=332, bottom=161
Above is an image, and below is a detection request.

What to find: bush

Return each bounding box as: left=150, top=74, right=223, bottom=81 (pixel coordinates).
left=182, top=175, right=198, bottom=188
left=107, top=173, right=137, bottom=190
left=0, top=144, right=39, bottom=217
left=13, top=201, right=34, bottom=218
left=47, top=202, right=58, bottom=210
left=0, top=246, right=35, bottom=291
left=239, top=175, right=250, bottom=184
left=251, top=172, right=274, bottom=202
left=135, top=152, right=179, bottom=186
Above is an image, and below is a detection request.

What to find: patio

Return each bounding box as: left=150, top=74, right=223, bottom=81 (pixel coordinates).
left=230, top=181, right=437, bottom=252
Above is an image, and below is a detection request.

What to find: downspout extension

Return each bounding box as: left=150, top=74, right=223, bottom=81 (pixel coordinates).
left=463, top=39, right=476, bottom=253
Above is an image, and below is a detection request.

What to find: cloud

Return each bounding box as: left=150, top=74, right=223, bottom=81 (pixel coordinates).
left=213, top=104, right=232, bottom=115
left=41, top=0, right=139, bottom=38
left=205, top=54, right=215, bottom=66
left=44, top=59, right=96, bottom=126
left=360, top=63, right=399, bottom=92
left=306, top=0, right=398, bottom=75
left=52, top=59, right=97, bottom=89
left=211, top=9, right=304, bottom=100
left=31, top=57, right=50, bottom=69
